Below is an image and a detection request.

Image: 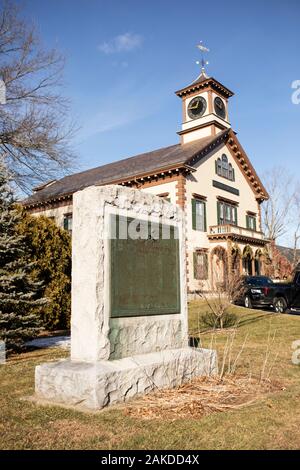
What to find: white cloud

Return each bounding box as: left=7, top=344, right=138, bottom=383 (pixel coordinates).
left=98, top=32, right=143, bottom=55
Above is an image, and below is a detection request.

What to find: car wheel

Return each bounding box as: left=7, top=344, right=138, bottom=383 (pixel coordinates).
left=273, top=297, right=287, bottom=314
left=244, top=295, right=252, bottom=309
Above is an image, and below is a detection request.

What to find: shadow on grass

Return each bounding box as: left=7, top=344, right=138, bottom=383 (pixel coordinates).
left=189, top=307, right=273, bottom=336
left=235, top=312, right=271, bottom=328
left=7, top=348, right=66, bottom=365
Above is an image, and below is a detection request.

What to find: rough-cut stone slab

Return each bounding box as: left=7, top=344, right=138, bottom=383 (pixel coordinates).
left=35, top=185, right=217, bottom=411
left=70, top=185, right=188, bottom=363
left=35, top=348, right=217, bottom=410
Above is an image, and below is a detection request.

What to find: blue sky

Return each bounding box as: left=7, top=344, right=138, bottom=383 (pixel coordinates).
left=21, top=0, right=300, bottom=181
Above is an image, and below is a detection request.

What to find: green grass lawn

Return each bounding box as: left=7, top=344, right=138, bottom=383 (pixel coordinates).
left=1, top=302, right=300, bottom=450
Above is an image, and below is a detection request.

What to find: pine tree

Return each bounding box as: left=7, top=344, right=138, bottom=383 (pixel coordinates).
left=0, top=163, right=45, bottom=352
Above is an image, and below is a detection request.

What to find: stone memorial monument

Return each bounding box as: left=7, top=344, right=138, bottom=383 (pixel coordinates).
left=35, top=185, right=217, bottom=410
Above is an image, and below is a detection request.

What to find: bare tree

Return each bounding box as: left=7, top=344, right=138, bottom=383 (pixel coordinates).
left=262, top=167, right=295, bottom=241
left=0, top=1, right=76, bottom=193
left=291, top=193, right=300, bottom=269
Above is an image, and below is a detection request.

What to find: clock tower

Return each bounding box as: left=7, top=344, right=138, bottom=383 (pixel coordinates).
left=175, top=47, right=234, bottom=144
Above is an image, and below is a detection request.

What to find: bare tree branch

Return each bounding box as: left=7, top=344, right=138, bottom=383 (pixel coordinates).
left=262, top=167, right=296, bottom=241
left=291, top=193, right=300, bottom=269
left=0, top=0, right=76, bottom=193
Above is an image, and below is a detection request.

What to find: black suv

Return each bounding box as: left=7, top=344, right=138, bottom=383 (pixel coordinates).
left=237, top=275, right=275, bottom=309
left=237, top=269, right=300, bottom=313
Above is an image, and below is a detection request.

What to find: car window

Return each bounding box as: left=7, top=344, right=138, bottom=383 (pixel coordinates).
left=247, top=277, right=273, bottom=286
left=248, top=278, right=261, bottom=286
left=247, top=278, right=258, bottom=285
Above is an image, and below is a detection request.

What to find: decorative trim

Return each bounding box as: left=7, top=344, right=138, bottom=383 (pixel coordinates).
left=192, top=193, right=207, bottom=201
left=175, top=77, right=234, bottom=99
left=177, top=119, right=227, bottom=136
left=185, top=130, right=230, bottom=166
left=208, top=232, right=267, bottom=246
left=226, top=130, right=269, bottom=200
left=212, top=180, right=239, bottom=196
left=217, top=195, right=239, bottom=206
left=182, top=128, right=268, bottom=201
left=25, top=195, right=73, bottom=212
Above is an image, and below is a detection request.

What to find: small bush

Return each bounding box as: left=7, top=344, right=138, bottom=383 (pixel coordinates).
left=202, top=310, right=237, bottom=329
left=19, top=211, right=71, bottom=330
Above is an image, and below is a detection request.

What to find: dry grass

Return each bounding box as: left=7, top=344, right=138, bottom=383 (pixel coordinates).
left=1, top=301, right=300, bottom=449
left=124, top=374, right=283, bottom=421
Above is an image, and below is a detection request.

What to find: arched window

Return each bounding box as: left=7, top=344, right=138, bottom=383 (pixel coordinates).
left=216, top=158, right=222, bottom=176
left=228, top=163, right=234, bottom=181
left=221, top=154, right=229, bottom=178
left=215, top=154, right=235, bottom=181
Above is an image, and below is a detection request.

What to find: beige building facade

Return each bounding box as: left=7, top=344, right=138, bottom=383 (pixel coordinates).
left=23, top=70, right=269, bottom=294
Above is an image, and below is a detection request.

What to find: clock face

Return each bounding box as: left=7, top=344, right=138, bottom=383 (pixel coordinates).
left=187, top=96, right=207, bottom=120
left=214, top=96, right=226, bottom=119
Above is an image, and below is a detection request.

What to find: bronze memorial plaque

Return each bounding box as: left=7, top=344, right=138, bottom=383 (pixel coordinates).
left=110, top=215, right=180, bottom=317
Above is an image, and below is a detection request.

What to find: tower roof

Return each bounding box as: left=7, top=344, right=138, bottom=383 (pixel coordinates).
left=175, top=73, right=234, bottom=99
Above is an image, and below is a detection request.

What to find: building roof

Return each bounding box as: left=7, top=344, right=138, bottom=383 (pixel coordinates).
left=23, top=131, right=227, bottom=207
left=23, top=127, right=269, bottom=208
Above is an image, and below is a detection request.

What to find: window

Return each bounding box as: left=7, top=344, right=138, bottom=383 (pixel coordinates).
left=216, top=158, right=222, bottom=176
left=192, top=199, right=207, bottom=231
left=221, top=154, right=229, bottom=178
left=217, top=200, right=237, bottom=225
left=193, top=250, right=208, bottom=280
left=246, top=214, right=257, bottom=231
left=215, top=154, right=235, bottom=181
left=63, top=213, right=72, bottom=233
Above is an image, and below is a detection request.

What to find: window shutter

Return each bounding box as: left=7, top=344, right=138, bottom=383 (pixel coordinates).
left=253, top=217, right=257, bottom=231
left=217, top=201, right=221, bottom=225
left=193, top=252, right=198, bottom=279
left=192, top=199, right=197, bottom=230
left=215, top=160, right=218, bottom=174
left=232, top=168, right=235, bottom=181
left=203, top=202, right=207, bottom=232
left=63, top=217, right=68, bottom=231
left=234, top=206, right=238, bottom=226
left=246, top=215, right=249, bottom=229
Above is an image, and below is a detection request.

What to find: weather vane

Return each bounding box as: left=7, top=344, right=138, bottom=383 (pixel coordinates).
left=196, top=41, right=210, bottom=75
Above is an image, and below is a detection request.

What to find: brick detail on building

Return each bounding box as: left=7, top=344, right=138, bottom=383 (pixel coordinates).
left=175, top=174, right=186, bottom=209
left=257, top=200, right=262, bottom=232
left=175, top=175, right=190, bottom=291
